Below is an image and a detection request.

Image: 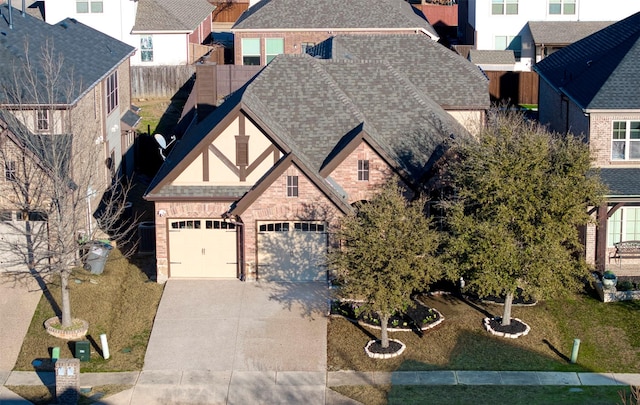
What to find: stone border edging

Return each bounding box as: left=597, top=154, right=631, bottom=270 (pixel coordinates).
left=44, top=317, right=89, bottom=340
left=483, top=317, right=530, bottom=339
left=364, top=339, right=406, bottom=359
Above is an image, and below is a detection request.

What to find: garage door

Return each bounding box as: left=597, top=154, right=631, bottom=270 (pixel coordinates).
left=0, top=210, right=47, bottom=273
left=257, top=221, right=327, bottom=281
left=169, top=219, right=237, bottom=278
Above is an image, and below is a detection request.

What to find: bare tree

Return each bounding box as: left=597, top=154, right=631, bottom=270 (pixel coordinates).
left=0, top=39, right=135, bottom=329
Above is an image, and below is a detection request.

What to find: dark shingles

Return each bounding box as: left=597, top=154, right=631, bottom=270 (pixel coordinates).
left=599, top=168, right=640, bottom=197
left=0, top=4, right=134, bottom=106
left=232, top=0, right=438, bottom=38
left=528, top=21, right=614, bottom=46
left=313, top=34, right=488, bottom=109
left=534, top=12, right=640, bottom=110
left=132, top=0, right=215, bottom=32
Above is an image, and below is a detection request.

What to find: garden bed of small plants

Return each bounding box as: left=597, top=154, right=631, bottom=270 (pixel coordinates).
left=329, top=297, right=443, bottom=332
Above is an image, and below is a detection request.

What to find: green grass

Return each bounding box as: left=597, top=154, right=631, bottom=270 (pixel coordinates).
left=14, top=250, right=164, bottom=372
left=333, top=385, right=631, bottom=405
left=328, top=286, right=640, bottom=373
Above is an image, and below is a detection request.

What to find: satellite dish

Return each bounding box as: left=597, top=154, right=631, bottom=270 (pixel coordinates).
left=154, top=134, right=176, bottom=160
left=154, top=134, right=167, bottom=150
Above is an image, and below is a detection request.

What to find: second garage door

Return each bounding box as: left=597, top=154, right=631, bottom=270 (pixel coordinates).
left=168, top=219, right=237, bottom=278
left=257, top=221, right=328, bottom=281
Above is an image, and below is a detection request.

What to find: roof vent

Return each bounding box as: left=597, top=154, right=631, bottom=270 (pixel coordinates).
left=586, top=60, right=592, bottom=67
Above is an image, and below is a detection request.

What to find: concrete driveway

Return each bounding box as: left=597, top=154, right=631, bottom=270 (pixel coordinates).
left=143, top=280, right=328, bottom=372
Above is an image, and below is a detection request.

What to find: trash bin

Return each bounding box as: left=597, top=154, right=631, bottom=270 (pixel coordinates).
left=74, top=341, right=90, bottom=362
left=83, top=241, right=113, bottom=275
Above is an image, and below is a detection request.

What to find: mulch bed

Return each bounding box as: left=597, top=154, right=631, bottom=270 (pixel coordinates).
left=330, top=298, right=440, bottom=330
left=486, top=317, right=528, bottom=335
left=367, top=340, right=404, bottom=354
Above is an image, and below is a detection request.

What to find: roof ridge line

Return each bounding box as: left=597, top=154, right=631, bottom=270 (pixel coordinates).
left=308, top=58, right=366, bottom=123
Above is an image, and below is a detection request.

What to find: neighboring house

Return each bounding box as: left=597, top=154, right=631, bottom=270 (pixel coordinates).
left=230, top=0, right=439, bottom=66
left=0, top=4, right=136, bottom=269
left=533, top=12, right=640, bottom=270
left=468, top=49, right=516, bottom=71
left=144, top=49, right=487, bottom=283
left=458, top=0, right=640, bottom=71
left=44, top=0, right=215, bottom=65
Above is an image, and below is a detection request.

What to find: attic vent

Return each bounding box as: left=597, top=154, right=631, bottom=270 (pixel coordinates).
left=60, top=22, right=68, bottom=29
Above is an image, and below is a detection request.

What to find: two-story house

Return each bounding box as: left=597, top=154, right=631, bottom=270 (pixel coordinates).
left=144, top=34, right=488, bottom=283
left=0, top=4, right=136, bottom=271
left=533, top=12, right=640, bottom=271
left=230, top=0, right=439, bottom=66
left=44, top=0, right=214, bottom=65
left=459, top=0, right=640, bottom=71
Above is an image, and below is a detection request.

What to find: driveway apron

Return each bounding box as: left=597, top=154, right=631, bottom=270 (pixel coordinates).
left=143, top=280, right=328, bottom=372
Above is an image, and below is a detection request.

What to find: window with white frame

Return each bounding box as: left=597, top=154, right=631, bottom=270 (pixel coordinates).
left=36, top=109, right=49, bottom=132
left=549, top=0, right=576, bottom=15
left=358, top=159, right=369, bottom=181
left=140, top=36, right=153, bottom=62
left=492, top=0, right=518, bottom=15
left=612, top=120, right=640, bottom=161
left=301, top=42, right=315, bottom=55
left=608, top=207, right=640, bottom=246
left=106, top=71, right=118, bottom=114
left=287, top=175, right=298, bottom=197
left=265, top=38, right=284, bottom=64
left=495, top=35, right=522, bottom=60
left=76, top=0, right=103, bottom=13
left=242, top=38, right=260, bottom=65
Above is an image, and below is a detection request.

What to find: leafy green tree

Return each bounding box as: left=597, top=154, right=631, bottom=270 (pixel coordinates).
left=443, top=111, right=605, bottom=326
left=327, top=181, right=441, bottom=348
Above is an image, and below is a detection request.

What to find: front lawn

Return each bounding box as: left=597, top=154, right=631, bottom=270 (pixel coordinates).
left=14, top=249, right=164, bottom=372
left=328, top=286, right=640, bottom=373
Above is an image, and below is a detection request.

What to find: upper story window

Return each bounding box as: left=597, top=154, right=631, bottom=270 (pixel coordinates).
left=492, top=0, right=518, bottom=15
left=36, top=109, right=49, bottom=132
left=549, top=0, right=576, bottom=15
left=5, top=161, right=16, bottom=182
left=612, top=120, right=640, bottom=161
left=242, top=38, right=260, bottom=65
left=265, top=38, right=284, bottom=64
left=106, top=71, right=118, bottom=114
left=495, top=35, right=522, bottom=60
left=301, top=42, right=315, bottom=55
left=287, top=175, right=298, bottom=197
left=140, top=36, right=153, bottom=62
left=358, top=159, right=369, bottom=181
left=76, top=0, right=103, bottom=13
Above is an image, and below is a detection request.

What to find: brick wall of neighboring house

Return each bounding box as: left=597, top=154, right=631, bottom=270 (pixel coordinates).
left=153, top=201, right=234, bottom=282
left=233, top=30, right=420, bottom=65
left=117, top=60, right=132, bottom=117
left=189, top=15, right=213, bottom=45
left=589, top=112, right=640, bottom=167
left=538, top=79, right=565, bottom=134
left=239, top=163, right=343, bottom=280
left=328, top=141, right=398, bottom=204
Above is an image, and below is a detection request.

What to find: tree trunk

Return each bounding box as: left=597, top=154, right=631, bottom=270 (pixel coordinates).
left=379, top=313, right=390, bottom=348
left=60, top=269, right=72, bottom=327
left=501, top=291, right=513, bottom=327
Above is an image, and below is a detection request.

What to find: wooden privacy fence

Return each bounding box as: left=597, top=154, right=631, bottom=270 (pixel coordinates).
left=211, top=65, right=263, bottom=102
left=131, top=65, right=196, bottom=99
left=485, top=71, right=539, bottom=106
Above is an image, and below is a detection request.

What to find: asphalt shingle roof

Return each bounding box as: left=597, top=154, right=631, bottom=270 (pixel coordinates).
left=310, top=35, right=489, bottom=109
left=147, top=54, right=473, bottom=198
left=599, top=168, right=640, bottom=197
left=0, top=4, right=134, bottom=106
left=132, top=0, right=215, bottom=32
left=468, top=49, right=516, bottom=65
left=528, top=21, right=614, bottom=45
left=533, top=12, right=640, bottom=111
left=231, top=0, right=438, bottom=38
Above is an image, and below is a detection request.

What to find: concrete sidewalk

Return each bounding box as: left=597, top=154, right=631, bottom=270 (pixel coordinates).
left=3, top=369, right=640, bottom=405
